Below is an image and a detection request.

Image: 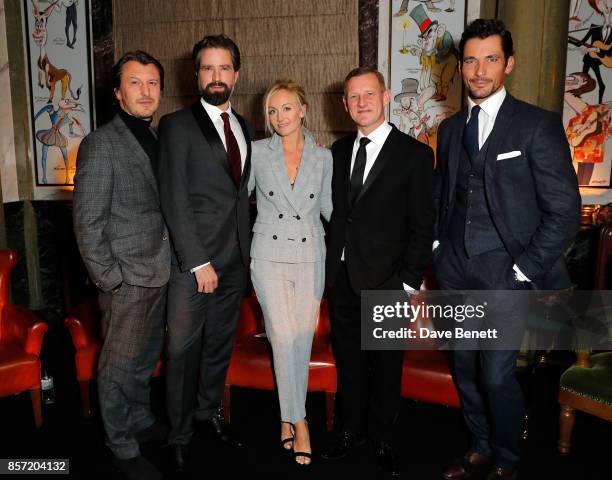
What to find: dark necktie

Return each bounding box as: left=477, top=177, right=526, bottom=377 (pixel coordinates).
left=220, top=112, right=242, bottom=187
left=463, top=105, right=481, bottom=160
left=350, top=137, right=371, bottom=206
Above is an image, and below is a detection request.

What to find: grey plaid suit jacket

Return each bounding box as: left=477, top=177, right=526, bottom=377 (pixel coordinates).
left=73, top=114, right=171, bottom=292
left=248, top=127, right=332, bottom=264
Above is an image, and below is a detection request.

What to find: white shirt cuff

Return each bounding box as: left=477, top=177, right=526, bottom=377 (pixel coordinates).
left=513, top=264, right=531, bottom=282
left=403, top=282, right=417, bottom=294
left=190, top=262, right=211, bottom=273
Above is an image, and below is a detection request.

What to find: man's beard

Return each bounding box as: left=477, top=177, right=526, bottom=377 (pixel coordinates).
left=467, top=77, right=500, bottom=101
left=200, top=82, right=233, bottom=106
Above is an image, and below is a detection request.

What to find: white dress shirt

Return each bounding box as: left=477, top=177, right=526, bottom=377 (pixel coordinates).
left=191, top=99, right=248, bottom=274
left=466, top=86, right=506, bottom=149
left=201, top=98, right=248, bottom=170
left=349, top=121, right=393, bottom=179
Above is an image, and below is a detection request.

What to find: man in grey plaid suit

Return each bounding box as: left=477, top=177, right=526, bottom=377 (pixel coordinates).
left=73, top=51, right=170, bottom=480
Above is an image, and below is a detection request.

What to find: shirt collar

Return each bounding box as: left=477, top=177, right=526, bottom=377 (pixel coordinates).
left=356, top=121, right=392, bottom=147
left=201, top=98, right=233, bottom=122
left=467, top=86, right=506, bottom=120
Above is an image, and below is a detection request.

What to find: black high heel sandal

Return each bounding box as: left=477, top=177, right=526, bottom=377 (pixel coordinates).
left=280, top=422, right=294, bottom=453
left=292, top=421, right=312, bottom=467
left=280, top=437, right=294, bottom=451
left=292, top=450, right=312, bottom=467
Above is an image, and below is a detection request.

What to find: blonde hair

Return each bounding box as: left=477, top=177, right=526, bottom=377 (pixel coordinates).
left=263, top=79, right=308, bottom=135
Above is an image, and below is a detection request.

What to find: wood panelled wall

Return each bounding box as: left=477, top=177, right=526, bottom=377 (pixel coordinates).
left=113, top=0, right=359, bottom=146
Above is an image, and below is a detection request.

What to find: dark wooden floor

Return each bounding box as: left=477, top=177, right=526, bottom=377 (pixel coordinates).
left=1, top=327, right=610, bottom=479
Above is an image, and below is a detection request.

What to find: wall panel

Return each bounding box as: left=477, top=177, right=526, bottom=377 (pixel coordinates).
left=113, top=0, right=359, bottom=141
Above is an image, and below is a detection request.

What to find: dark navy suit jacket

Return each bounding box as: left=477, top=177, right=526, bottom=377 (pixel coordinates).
left=434, top=93, right=581, bottom=289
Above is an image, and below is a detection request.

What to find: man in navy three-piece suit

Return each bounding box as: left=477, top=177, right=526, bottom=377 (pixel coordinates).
left=433, top=19, right=581, bottom=480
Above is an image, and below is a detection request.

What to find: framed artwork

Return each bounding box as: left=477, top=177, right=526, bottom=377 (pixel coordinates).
left=564, top=0, right=612, bottom=188
left=380, top=0, right=466, bottom=153
left=23, top=0, right=94, bottom=187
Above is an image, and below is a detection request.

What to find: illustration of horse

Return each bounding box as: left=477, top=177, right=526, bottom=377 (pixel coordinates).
left=31, top=0, right=81, bottom=103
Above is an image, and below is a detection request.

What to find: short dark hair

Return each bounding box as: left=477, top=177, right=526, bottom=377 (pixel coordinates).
left=343, top=66, right=386, bottom=95
left=192, top=34, right=241, bottom=71
left=112, top=50, right=165, bottom=91
left=458, top=19, right=514, bottom=62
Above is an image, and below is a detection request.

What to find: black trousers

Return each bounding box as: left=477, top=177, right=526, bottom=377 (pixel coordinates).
left=165, top=242, right=247, bottom=445
left=434, top=242, right=527, bottom=469
left=328, top=262, right=404, bottom=443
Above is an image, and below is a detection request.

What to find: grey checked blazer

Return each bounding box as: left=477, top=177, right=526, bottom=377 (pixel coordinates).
left=73, top=115, right=171, bottom=291
left=248, top=128, right=332, bottom=263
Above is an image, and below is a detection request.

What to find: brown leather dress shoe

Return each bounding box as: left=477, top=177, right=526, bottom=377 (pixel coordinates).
left=485, top=466, right=517, bottom=480
left=442, top=451, right=491, bottom=479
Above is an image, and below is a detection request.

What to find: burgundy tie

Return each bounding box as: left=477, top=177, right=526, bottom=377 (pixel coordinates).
left=220, top=112, right=242, bottom=187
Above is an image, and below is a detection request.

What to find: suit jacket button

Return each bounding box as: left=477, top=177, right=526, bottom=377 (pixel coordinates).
left=310, top=193, right=314, bottom=199
left=162, top=234, right=168, bottom=241
left=279, top=214, right=283, bottom=219
left=347, top=218, right=353, bottom=224
left=269, top=191, right=274, bottom=196
left=302, top=238, right=306, bottom=242
left=296, top=215, right=301, bottom=220
left=273, top=235, right=278, bottom=240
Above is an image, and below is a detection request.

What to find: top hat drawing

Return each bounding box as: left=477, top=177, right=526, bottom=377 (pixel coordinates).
left=394, top=78, right=419, bottom=102
left=409, top=4, right=438, bottom=37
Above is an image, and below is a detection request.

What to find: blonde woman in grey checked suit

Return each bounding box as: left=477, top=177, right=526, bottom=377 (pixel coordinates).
left=248, top=79, right=332, bottom=466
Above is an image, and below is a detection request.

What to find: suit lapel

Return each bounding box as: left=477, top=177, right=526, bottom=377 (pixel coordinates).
left=190, top=102, right=234, bottom=185
left=482, top=94, right=525, bottom=260
left=233, top=108, right=252, bottom=190
left=112, top=116, right=158, bottom=194
left=267, top=134, right=301, bottom=213
left=291, top=130, right=318, bottom=212
left=353, top=125, right=395, bottom=205
left=483, top=94, right=517, bottom=185
left=446, top=107, right=467, bottom=210
left=342, top=132, right=357, bottom=208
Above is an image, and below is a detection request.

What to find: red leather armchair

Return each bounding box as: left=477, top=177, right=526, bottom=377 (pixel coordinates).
left=224, top=297, right=337, bottom=430
left=401, top=283, right=461, bottom=408
left=402, top=350, right=460, bottom=407
left=0, top=250, right=48, bottom=428
left=64, top=297, right=162, bottom=417
left=64, top=297, right=102, bottom=417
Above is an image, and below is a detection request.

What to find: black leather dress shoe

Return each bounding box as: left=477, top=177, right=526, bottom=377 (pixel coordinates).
left=485, top=466, right=517, bottom=480
left=320, top=431, right=367, bottom=460
left=374, top=441, right=401, bottom=477
left=134, top=421, right=169, bottom=445
left=442, top=451, right=491, bottom=480
left=199, top=410, right=244, bottom=448
left=171, top=444, right=189, bottom=474
left=112, top=455, right=162, bottom=480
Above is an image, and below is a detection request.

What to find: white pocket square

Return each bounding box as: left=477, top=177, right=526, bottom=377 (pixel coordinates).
left=496, top=151, right=522, bottom=161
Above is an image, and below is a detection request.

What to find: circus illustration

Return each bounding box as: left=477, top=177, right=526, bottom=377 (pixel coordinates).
left=34, top=99, right=84, bottom=184
left=564, top=0, right=612, bottom=187
left=389, top=1, right=464, bottom=152
left=25, top=0, right=93, bottom=186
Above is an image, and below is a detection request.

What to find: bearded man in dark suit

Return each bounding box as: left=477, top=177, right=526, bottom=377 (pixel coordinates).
left=157, top=34, right=252, bottom=473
